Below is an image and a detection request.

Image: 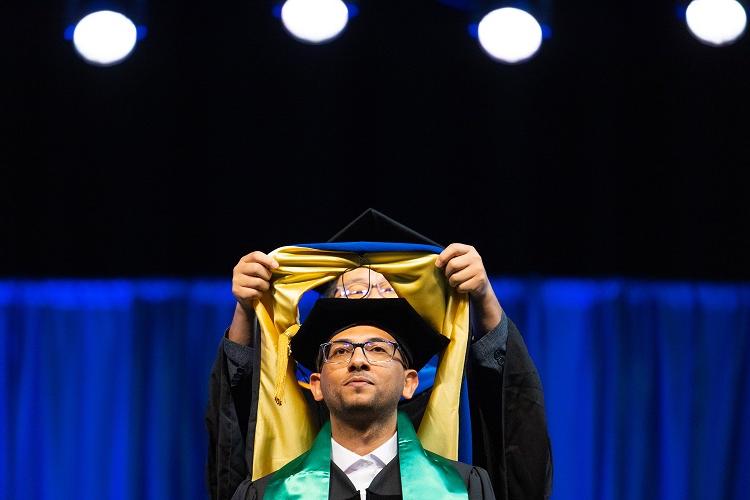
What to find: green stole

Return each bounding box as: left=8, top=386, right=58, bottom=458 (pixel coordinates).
left=264, top=412, right=468, bottom=500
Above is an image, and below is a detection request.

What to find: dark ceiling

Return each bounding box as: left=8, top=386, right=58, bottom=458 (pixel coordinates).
left=2, top=0, right=749, bottom=280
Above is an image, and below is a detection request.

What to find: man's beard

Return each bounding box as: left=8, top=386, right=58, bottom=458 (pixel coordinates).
left=326, top=390, right=399, bottom=429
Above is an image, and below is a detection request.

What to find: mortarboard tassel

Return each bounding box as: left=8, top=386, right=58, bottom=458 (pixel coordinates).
left=274, top=324, right=300, bottom=405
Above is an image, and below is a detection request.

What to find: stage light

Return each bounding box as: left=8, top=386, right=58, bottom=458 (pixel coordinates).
left=476, top=7, right=543, bottom=64
left=71, top=10, right=138, bottom=66
left=63, top=1, right=147, bottom=67
left=280, top=0, right=350, bottom=44
left=685, top=0, right=747, bottom=46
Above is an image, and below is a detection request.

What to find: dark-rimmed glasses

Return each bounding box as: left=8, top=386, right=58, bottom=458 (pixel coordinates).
left=320, top=340, right=405, bottom=366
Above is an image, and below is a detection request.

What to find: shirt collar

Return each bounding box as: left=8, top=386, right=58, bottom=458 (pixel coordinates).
left=331, top=432, right=398, bottom=472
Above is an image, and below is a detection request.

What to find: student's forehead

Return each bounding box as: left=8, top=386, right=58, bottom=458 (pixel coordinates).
left=329, top=325, right=397, bottom=343
left=339, top=267, right=388, bottom=282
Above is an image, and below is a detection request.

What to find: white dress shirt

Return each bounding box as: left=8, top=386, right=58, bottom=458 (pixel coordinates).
left=331, top=433, right=398, bottom=500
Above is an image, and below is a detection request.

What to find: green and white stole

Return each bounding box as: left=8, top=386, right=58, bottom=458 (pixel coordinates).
left=264, top=412, right=469, bottom=500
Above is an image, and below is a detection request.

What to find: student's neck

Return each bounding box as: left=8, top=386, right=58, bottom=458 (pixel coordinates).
left=330, top=413, right=397, bottom=456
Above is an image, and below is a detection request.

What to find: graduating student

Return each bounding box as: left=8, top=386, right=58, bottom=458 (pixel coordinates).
left=231, top=297, right=496, bottom=499
left=206, top=209, right=552, bottom=500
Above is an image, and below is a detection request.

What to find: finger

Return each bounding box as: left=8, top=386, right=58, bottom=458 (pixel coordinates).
left=446, top=265, right=478, bottom=288
left=235, top=261, right=275, bottom=281
left=234, top=274, right=272, bottom=292
left=239, top=250, right=279, bottom=269
left=442, top=253, right=475, bottom=280
left=232, top=284, right=270, bottom=303
left=435, top=243, right=473, bottom=268
left=452, top=274, right=486, bottom=295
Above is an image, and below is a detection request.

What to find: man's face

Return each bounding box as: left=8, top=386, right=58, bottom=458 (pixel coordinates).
left=332, top=267, right=398, bottom=299
left=309, top=325, right=418, bottom=420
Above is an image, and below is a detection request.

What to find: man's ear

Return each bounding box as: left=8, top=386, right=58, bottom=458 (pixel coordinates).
left=401, top=370, right=419, bottom=400
left=309, top=372, right=324, bottom=402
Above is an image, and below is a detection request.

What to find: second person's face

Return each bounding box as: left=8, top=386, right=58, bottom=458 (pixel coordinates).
left=333, top=267, right=398, bottom=299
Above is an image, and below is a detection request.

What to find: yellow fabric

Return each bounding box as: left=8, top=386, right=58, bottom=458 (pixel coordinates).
left=252, top=246, right=470, bottom=480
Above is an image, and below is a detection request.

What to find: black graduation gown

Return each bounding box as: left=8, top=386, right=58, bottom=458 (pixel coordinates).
left=205, top=313, right=552, bottom=500
left=231, top=454, right=496, bottom=500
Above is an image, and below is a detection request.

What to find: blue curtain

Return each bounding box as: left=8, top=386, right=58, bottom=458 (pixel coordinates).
left=1, top=278, right=748, bottom=500
left=0, top=280, right=232, bottom=500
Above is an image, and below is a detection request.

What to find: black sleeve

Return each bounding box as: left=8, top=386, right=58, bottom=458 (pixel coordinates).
left=223, top=335, right=256, bottom=441
left=503, top=317, right=552, bottom=500
left=470, top=312, right=509, bottom=356
left=224, top=337, right=254, bottom=386
left=468, top=314, right=553, bottom=500
left=205, top=329, right=258, bottom=500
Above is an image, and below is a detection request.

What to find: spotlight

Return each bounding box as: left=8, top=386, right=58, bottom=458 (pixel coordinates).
left=476, top=7, right=544, bottom=64
left=280, top=0, right=350, bottom=44
left=685, top=0, right=747, bottom=46
left=64, top=0, right=147, bottom=67
left=71, top=10, right=138, bottom=66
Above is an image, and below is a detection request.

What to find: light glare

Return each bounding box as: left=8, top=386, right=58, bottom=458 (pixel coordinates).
left=73, top=10, right=137, bottom=66
left=477, top=7, right=543, bottom=64
left=686, top=0, right=747, bottom=46
left=281, top=0, right=349, bottom=44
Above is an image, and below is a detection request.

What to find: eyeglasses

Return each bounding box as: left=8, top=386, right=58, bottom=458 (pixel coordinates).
left=319, top=340, right=405, bottom=366
left=334, top=266, right=398, bottom=299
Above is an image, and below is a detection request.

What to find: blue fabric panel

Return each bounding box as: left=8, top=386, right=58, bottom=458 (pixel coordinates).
left=458, top=373, right=473, bottom=464
left=290, top=241, right=444, bottom=254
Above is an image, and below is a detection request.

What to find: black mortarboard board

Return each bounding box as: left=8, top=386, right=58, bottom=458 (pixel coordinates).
left=327, top=208, right=443, bottom=247
left=292, top=298, right=449, bottom=372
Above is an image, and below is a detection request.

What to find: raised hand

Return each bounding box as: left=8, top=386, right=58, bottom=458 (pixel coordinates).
left=435, top=243, right=503, bottom=336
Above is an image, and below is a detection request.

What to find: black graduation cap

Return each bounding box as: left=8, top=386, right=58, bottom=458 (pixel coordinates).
left=292, top=298, right=449, bottom=372
left=327, top=208, right=443, bottom=247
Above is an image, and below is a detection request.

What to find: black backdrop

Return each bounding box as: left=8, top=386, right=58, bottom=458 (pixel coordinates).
left=3, top=0, right=749, bottom=279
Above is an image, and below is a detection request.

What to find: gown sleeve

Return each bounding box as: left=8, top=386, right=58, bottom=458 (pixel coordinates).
left=205, top=325, right=258, bottom=500
left=468, top=313, right=553, bottom=500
